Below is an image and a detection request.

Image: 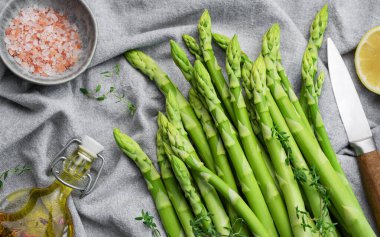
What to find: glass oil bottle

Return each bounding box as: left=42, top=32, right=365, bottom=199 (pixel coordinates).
left=0, top=136, right=105, bottom=237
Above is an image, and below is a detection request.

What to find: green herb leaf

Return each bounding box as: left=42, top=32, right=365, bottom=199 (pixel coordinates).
left=3, top=170, right=8, bottom=181
left=114, top=64, right=121, bottom=76
left=109, top=86, right=115, bottom=93
left=80, top=88, right=89, bottom=95
left=101, top=71, right=113, bottom=77
left=95, top=85, right=102, bottom=92
left=128, top=103, right=137, bottom=115
left=96, top=95, right=107, bottom=101
left=0, top=164, right=31, bottom=190
left=135, top=210, right=161, bottom=237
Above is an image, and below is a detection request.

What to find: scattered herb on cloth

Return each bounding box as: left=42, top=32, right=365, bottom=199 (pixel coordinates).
left=80, top=64, right=137, bottom=115
left=0, top=164, right=31, bottom=190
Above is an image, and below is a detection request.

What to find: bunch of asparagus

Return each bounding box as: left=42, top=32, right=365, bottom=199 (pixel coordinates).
left=114, top=5, right=376, bottom=237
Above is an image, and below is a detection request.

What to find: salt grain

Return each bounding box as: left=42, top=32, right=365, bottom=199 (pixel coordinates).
left=4, top=6, right=82, bottom=77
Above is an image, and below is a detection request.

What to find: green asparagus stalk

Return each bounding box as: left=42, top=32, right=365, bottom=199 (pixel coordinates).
left=158, top=113, right=271, bottom=237
left=315, top=72, right=325, bottom=98
left=244, top=67, right=338, bottom=236
left=124, top=50, right=215, bottom=173
left=245, top=98, right=280, bottom=191
left=302, top=50, right=360, bottom=213
left=212, top=33, right=251, bottom=65
left=299, top=8, right=357, bottom=207
left=165, top=93, right=231, bottom=235
left=193, top=59, right=278, bottom=237
left=113, top=129, right=185, bottom=237
left=261, top=25, right=339, bottom=236
left=251, top=55, right=340, bottom=237
left=188, top=88, right=237, bottom=192
left=276, top=51, right=314, bottom=136
left=198, top=10, right=236, bottom=124
left=164, top=143, right=212, bottom=231
left=170, top=40, right=199, bottom=91
left=299, top=5, right=328, bottom=123
left=156, top=131, right=195, bottom=237
left=261, top=25, right=376, bottom=237
left=245, top=98, right=263, bottom=142
left=226, top=35, right=291, bottom=237
left=302, top=49, right=345, bottom=176
left=211, top=32, right=279, bottom=192
left=166, top=92, right=188, bottom=137
left=212, top=33, right=230, bottom=50
left=182, top=34, right=204, bottom=63
left=188, top=88, right=250, bottom=236
left=244, top=54, right=331, bottom=229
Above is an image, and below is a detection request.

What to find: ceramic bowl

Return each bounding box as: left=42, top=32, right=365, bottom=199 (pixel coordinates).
left=0, top=0, right=97, bottom=85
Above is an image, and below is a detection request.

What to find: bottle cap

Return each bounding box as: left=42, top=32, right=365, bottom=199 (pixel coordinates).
left=80, top=135, right=104, bottom=158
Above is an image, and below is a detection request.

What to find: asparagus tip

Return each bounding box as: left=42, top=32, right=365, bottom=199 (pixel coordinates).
left=113, top=128, right=121, bottom=136
left=199, top=9, right=211, bottom=26
left=321, top=4, right=328, bottom=12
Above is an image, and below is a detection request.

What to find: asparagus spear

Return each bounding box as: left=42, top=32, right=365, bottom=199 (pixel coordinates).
left=302, top=49, right=345, bottom=176
left=214, top=37, right=278, bottom=187
left=212, top=32, right=252, bottom=65
left=182, top=34, right=204, bottom=63
left=164, top=143, right=212, bottom=231
left=188, top=88, right=249, bottom=236
left=165, top=93, right=231, bottom=235
left=210, top=32, right=278, bottom=184
left=156, top=131, right=195, bottom=237
left=158, top=113, right=271, bottom=237
left=261, top=25, right=376, bottom=237
left=170, top=40, right=199, bottom=91
left=300, top=8, right=357, bottom=202
left=276, top=51, right=314, bottom=136
left=188, top=88, right=237, bottom=192
left=299, top=5, right=328, bottom=122
left=251, top=55, right=322, bottom=237
left=246, top=100, right=263, bottom=141
left=244, top=63, right=338, bottom=237
left=193, top=59, right=278, bottom=237
left=212, top=29, right=314, bottom=137
left=124, top=50, right=215, bottom=173
left=113, top=129, right=185, bottom=237
left=240, top=51, right=336, bottom=237
left=198, top=10, right=236, bottom=124
left=315, top=72, right=325, bottom=98
left=226, top=35, right=291, bottom=237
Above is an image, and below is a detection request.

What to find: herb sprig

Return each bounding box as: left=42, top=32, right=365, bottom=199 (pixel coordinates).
left=100, top=64, right=121, bottom=78
left=135, top=210, right=161, bottom=237
left=0, top=164, right=31, bottom=189
left=272, top=126, right=336, bottom=236
left=80, top=63, right=136, bottom=115
left=191, top=213, right=247, bottom=237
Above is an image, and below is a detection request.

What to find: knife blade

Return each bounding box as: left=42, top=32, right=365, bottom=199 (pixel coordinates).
left=327, top=37, right=380, bottom=232
left=327, top=38, right=372, bottom=145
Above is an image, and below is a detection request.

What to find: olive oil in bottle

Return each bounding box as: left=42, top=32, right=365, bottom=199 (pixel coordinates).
left=0, top=136, right=105, bottom=237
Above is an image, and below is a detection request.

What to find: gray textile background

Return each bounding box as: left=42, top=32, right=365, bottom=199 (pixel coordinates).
left=1, top=0, right=380, bottom=236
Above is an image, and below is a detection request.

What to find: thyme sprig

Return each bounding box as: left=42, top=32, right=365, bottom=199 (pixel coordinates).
left=80, top=64, right=136, bottom=115
left=135, top=210, right=161, bottom=237
left=191, top=213, right=247, bottom=237
left=0, top=164, right=31, bottom=189
left=272, top=126, right=336, bottom=236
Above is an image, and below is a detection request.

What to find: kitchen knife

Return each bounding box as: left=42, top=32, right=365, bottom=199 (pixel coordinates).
left=327, top=38, right=380, bottom=231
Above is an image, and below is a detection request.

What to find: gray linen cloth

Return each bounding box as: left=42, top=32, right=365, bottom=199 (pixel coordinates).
left=1, top=0, right=380, bottom=236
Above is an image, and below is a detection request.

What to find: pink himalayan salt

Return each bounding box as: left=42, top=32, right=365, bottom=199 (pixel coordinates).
left=4, top=6, right=82, bottom=77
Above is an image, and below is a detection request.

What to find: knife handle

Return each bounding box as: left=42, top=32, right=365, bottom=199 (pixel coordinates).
left=358, top=150, right=380, bottom=231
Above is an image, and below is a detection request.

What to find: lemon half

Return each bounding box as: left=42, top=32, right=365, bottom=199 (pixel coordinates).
left=355, top=26, right=380, bottom=94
